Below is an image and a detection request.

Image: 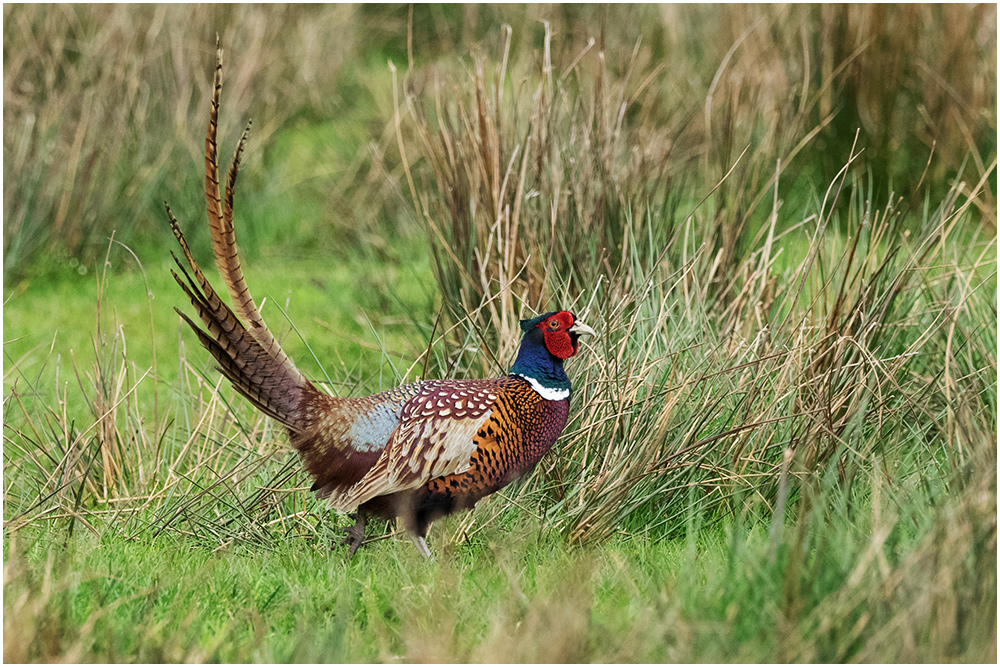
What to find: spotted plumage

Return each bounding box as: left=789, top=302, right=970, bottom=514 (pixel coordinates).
left=166, top=44, right=594, bottom=559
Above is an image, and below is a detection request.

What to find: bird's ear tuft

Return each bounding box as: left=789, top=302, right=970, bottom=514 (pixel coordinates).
left=520, top=311, right=557, bottom=332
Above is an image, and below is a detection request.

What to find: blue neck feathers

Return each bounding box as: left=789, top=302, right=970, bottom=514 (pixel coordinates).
left=508, top=328, right=571, bottom=398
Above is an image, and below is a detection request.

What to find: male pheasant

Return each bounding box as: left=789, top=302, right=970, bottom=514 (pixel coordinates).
left=166, top=45, right=594, bottom=559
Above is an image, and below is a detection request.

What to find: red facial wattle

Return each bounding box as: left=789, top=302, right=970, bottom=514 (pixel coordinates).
left=538, top=312, right=579, bottom=359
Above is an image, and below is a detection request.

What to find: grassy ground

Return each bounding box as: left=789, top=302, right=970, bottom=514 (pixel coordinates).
left=4, top=4, right=997, bottom=663
left=4, top=448, right=994, bottom=662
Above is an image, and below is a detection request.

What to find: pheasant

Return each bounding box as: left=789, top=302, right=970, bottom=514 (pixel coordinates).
left=166, top=45, right=594, bottom=559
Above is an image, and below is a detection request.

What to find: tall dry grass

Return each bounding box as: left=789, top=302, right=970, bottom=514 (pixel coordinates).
left=4, top=5, right=995, bottom=281
left=3, top=4, right=359, bottom=279
left=388, top=18, right=996, bottom=546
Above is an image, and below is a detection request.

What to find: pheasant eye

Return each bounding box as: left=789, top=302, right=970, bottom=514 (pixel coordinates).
left=548, top=320, right=559, bottom=329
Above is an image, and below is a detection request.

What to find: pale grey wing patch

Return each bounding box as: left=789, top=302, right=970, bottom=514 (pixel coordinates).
left=345, top=401, right=403, bottom=452
left=310, top=381, right=424, bottom=457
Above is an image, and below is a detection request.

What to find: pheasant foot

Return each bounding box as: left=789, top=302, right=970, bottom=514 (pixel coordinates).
left=335, top=511, right=367, bottom=559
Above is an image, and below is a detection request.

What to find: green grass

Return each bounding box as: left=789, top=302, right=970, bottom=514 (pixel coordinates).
left=5, top=449, right=993, bottom=662
left=4, top=5, right=997, bottom=663
left=4, top=240, right=435, bottom=409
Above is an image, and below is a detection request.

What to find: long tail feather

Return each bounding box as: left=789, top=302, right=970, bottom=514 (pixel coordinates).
left=166, top=205, right=304, bottom=429
left=168, top=40, right=337, bottom=461
left=205, top=43, right=255, bottom=325
left=204, top=41, right=292, bottom=373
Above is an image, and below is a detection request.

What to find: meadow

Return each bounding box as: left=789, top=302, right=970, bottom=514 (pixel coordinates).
left=4, top=5, right=997, bottom=662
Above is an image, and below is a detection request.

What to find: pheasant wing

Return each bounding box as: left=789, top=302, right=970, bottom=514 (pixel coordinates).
left=326, top=380, right=500, bottom=511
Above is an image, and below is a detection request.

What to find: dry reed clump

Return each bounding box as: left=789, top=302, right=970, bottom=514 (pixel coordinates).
left=392, top=21, right=996, bottom=545
left=392, top=6, right=995, bottom=345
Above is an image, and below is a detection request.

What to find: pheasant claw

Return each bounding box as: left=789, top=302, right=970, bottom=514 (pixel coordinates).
left=335, top=511, right=367, bottom=560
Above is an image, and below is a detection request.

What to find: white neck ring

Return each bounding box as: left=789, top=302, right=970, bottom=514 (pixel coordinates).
left=515, top=373, right=570, bottom=401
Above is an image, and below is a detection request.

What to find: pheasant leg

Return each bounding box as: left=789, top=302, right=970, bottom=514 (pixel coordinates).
left=408, top=533, right=433, bottom=560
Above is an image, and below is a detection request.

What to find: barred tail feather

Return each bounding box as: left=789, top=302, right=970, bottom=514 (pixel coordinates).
left=173, top=308, right=291, bottom=425
left=167, top=206, right=305, bottom=430
left=204, top=40, right=293, bottom=373
left=163, top=39, right=310, bottom=432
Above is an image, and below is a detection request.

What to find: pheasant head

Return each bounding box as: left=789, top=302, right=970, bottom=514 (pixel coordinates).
left=508, top=311, right=595, bottom=400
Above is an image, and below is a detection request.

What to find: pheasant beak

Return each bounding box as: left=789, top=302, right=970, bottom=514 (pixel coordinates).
left=568, top=320, right=596, bottom=337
